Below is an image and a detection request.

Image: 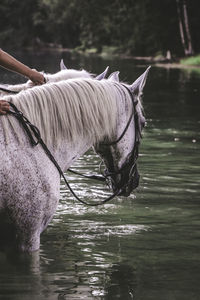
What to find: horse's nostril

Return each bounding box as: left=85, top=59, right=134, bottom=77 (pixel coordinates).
left=118, top=189, right=130, bottom=197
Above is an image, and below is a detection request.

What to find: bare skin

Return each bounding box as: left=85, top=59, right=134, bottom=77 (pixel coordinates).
left=0, top=49, right=45, bottom=114
left=0, top=100, right=10, bottom=114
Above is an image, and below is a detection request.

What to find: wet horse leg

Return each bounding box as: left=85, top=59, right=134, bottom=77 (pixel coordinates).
left=7, top=179, right=60, bottom=252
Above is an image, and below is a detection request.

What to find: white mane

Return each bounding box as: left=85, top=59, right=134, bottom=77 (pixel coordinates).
left=0, top=69, right=92, bottom=96
left=3, top=78, right=127, bottom=146
left=45, top=69, right=92, bottom=83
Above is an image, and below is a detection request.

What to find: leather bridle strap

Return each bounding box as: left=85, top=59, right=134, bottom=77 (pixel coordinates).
left=101, top=84, right=137, bottom=146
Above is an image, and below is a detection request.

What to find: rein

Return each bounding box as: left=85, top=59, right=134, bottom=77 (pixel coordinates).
left=8, top=102, right=121, bottom=206
left=0, top=76, right=46, bottom=94
left=0, top=86, right=18, bottom=94
left=8, top=85, right=139, bottom=206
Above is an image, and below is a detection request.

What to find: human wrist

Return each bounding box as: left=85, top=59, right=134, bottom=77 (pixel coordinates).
left=24, top=67, right=35, bottom=80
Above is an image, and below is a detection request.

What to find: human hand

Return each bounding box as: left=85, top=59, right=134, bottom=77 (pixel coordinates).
left=29, top=69, right=45, bottom=85
left=0, top=100, right=10, bottom=114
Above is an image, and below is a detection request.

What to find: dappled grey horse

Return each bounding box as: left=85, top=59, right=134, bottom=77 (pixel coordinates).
left=0, top=59, right=109, bottom=96
left=0, top=67, right=150, bottom=251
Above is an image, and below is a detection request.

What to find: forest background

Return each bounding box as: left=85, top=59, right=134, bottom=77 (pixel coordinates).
left=0, top=0, right=199, bottom=60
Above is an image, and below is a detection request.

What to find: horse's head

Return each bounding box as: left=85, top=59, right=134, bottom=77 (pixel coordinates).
left=95, top=67, right=150, bottom=197
left=60, top=58, right=109, bottom=81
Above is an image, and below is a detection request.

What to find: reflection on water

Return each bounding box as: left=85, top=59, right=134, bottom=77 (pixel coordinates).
left=0, top=52, right=200, bottom=299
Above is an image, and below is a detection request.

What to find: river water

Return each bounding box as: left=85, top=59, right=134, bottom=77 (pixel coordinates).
left=0, top=51, right=200, bottom=300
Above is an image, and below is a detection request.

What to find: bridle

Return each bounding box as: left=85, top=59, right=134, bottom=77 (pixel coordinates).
left=6, top=83, right=141, bottom=206
left=97, top=84, right=141, bottom=195
left=7, top=84, right=141, bottom=206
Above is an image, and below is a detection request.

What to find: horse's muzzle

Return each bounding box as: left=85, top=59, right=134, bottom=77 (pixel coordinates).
left=117, top=173, right=140, bottom=196
left=108, top=164, right=140, bottom=197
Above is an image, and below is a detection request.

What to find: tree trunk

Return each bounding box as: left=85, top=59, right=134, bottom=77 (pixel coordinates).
left=183, top=0, right=194, bottom=55
left=176, top=0, right=194, bottom=56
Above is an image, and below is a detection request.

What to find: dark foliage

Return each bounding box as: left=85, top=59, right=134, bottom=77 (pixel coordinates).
left=0, top=0, right=199, bottom=56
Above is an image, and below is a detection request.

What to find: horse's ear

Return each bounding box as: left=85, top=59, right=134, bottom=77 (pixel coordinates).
left=108, top=71, right=120, bottom=82
left=60, top=59, right=67, bottom=70
left=95, top=66, right=109, bottom=80
left=129, top=66, right=151, bottom=94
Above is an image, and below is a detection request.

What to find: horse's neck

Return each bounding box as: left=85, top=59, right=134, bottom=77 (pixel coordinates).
left=51, top=136, right=93, bottom=172
left=0, top=117, right=93, bottom=174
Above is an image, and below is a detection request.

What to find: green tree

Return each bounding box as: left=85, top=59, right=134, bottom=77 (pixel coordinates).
left=0, top=0, right=39, bottom=47
left=33, top=0, right=81, bottom=47
left=0, top=0, right=199, bottom=56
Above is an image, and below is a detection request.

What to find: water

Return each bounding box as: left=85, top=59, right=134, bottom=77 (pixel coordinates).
left=0, top=51, right=200, bottom=300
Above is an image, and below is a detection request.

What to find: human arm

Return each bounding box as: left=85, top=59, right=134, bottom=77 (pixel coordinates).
left=0, top=49, right=45, bottom=85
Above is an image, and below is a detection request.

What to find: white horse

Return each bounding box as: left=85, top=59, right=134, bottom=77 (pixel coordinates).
left=0, top=68, right=92, bottom=96
left=0, top=60, right=109, bottom=96
left=0, top=67, right=150, bottom=252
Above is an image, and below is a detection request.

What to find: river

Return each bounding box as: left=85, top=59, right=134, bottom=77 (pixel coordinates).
left=0, top=51, right=200, bottom=300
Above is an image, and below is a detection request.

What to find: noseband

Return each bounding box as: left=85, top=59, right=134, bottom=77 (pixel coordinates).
left=8, top=84, right=141, bottom=206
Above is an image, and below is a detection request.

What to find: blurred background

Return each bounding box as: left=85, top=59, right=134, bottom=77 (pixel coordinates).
left=0, top=0, right=200, bottom=60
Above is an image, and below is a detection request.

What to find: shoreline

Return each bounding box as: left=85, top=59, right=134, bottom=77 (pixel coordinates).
left=11, top=46, right=200, bottom=70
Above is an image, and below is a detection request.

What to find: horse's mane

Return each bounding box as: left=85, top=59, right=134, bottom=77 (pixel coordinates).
left=0, top=69, right=92, bottom=96
left=45, top=69, right=92, bottom=83
left=3, top=78, right=127, bottom=146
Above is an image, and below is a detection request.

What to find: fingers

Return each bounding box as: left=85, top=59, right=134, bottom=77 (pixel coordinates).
left=0, top=100, right=10, bottom=114
left=29, top=70, right=45, bottom=85
left=0, top=100, right=10, bottom=109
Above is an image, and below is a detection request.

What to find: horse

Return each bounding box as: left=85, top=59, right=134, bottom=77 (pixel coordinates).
left=0, top=67, right=150, bottom=252
left=0, top=68, right=92, bottom=96
left=0, top=60, right=109, bottom=96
